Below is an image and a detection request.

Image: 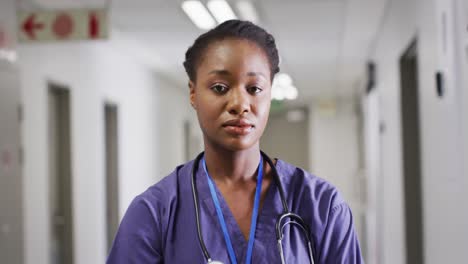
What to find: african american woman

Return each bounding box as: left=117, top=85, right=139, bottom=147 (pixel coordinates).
left=107, top=20, right=364, bottom=264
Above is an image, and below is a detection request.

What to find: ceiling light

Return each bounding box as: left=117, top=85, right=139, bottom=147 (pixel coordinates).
left=207, top=0, right=237, bottom=24
left=0, top=49, right=17, bottom=63
left=284, top=85, right=298, bottom=100
left=272, top=73, right=298, bottom=101
left=272, top=85, right=285, bottom=101
left=182, top=0, right=216, bottom=30
left=236, top=1, right=259, bottom=23
left=275, top=73, right=293, bottom=86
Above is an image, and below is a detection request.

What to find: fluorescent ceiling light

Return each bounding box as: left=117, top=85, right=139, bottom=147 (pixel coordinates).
left=272, top=73, right=298, bottom=101
left=284, top=85, right=298, bottom=100
left=236, top=1, right=259, bottom=23
left=272, top=85, right=285, bottom=101
left=275, top=73, right=293, bottom=86
left=0, top=49, right=17, bottom=63
left=182, top=0, right=216, bottom=30
left=207, top=0, right=237, bottom=24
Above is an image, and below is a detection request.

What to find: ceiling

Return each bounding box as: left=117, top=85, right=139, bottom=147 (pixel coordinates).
left=29, top=0, right=388, bottom=103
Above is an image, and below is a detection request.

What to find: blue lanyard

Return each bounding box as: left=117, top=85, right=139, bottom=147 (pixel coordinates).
left=202, top=155, right=264, bottom=264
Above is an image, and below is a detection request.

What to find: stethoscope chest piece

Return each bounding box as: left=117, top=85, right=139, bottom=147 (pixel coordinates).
left=208, top=260, right=224, bottom=264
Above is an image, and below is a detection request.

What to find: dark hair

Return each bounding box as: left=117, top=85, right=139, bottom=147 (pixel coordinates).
left=183, top=20, right=280, bottom=82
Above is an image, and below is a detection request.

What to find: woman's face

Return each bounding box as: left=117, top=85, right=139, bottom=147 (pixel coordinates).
left=190, top=38, right=272, bottom=152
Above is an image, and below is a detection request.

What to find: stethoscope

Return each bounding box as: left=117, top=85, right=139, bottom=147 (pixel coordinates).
left=191, top=151, right=316, bottom=264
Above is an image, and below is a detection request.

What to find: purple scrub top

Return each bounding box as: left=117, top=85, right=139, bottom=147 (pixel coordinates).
left=107, top=158, right=364, bottom=263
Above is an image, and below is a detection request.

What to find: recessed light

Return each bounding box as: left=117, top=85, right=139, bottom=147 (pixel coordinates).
left=236, top=1, right=258, bottom=23
left=182, top=0, right=216, bottom=30
left=207, top=0, right=237, bottom=24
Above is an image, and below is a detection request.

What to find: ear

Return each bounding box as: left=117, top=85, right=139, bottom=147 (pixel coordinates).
left=189, top=81, right=196, bottom=109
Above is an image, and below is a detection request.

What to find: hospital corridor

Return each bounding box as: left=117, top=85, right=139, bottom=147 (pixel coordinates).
left=0, top=0, right=467, bottom=263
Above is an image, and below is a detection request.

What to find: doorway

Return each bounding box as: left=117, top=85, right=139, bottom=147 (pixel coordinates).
left=48, top=83, right=74, bottom=264
left=261, top=108, right=309, bottom=170
left=104, top=103, right=120, bottom=251
left=399, top=39, right=424, bottom=264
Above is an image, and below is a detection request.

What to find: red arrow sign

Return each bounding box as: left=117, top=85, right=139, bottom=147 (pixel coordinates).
left=22, top=14, right=44, bottom=39
left=89, top=12, right=99, bottom=38
left=18, top=9, right=108, bottom=43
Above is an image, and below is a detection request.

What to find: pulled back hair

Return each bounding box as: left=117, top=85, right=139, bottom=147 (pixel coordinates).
left=183, top=20, right=280, bottom=82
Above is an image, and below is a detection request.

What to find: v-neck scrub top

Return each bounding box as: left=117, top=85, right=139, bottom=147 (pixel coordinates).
left=107, top=158, right=364, bottom=263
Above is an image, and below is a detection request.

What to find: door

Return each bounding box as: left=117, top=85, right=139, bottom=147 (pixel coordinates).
left=260, top=108, right=310, bottom=170
left=104, top=103, right=120, bottom=252
left=399, top=39, right=424, bottom=264
left=48, top=83, right=74, bottom=264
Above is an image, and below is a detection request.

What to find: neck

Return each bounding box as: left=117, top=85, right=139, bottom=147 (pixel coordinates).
left=203, top=143, right=261, bottom=184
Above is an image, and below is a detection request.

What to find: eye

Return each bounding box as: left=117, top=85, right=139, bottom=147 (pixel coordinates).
left=210, top=83, right=228, bottom=94
left=247, top=86, right=263, bottom=94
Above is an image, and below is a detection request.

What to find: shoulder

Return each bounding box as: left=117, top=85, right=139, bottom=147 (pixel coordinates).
left=275, top=159, right=345, bottom=211
left=274, top=159, right=349, bottom=236
left=134, top=159, right=195, bottom=210
left=109, top=160, right=195, bottom=253
left=275, top=160, right=364, bottom=262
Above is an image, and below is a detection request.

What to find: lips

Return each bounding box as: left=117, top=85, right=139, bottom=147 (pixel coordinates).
left=222, top=118, right=255, bottom=136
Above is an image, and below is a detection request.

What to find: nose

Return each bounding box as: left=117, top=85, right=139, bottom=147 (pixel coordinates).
left=227, top=87, right=250, bottom=116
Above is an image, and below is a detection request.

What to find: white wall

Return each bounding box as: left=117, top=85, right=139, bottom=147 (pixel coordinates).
left=310, top=97, right=360, bottom=204
left=361, top=90, right=382, bottom=264
left=368, top=0, right=468, bottom=263
left=455, top=0, right=468, bottom=201
left=309, top=97, right=364, bottom=242
left=0, top=1, right=23, bottom=263
left=0, top=0, right=16, bottom=62
left=18, top=37, right=194, bottom=264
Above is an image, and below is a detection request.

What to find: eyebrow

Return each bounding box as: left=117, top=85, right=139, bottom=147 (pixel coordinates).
left=209, top=69, right=231, bottom=76
left=208, top=69, right=267, bottom=79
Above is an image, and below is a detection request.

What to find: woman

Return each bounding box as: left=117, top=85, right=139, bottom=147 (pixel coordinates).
left=107, top=20, right=363, bottom=263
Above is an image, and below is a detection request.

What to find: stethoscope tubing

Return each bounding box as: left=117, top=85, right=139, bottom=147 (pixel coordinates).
left=191, top=152, right=212, bottom=262
left=191, top=151, right=316, bottom=264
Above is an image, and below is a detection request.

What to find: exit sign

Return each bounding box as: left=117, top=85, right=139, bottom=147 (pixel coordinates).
left=17, top=8, right=109, bottom=43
